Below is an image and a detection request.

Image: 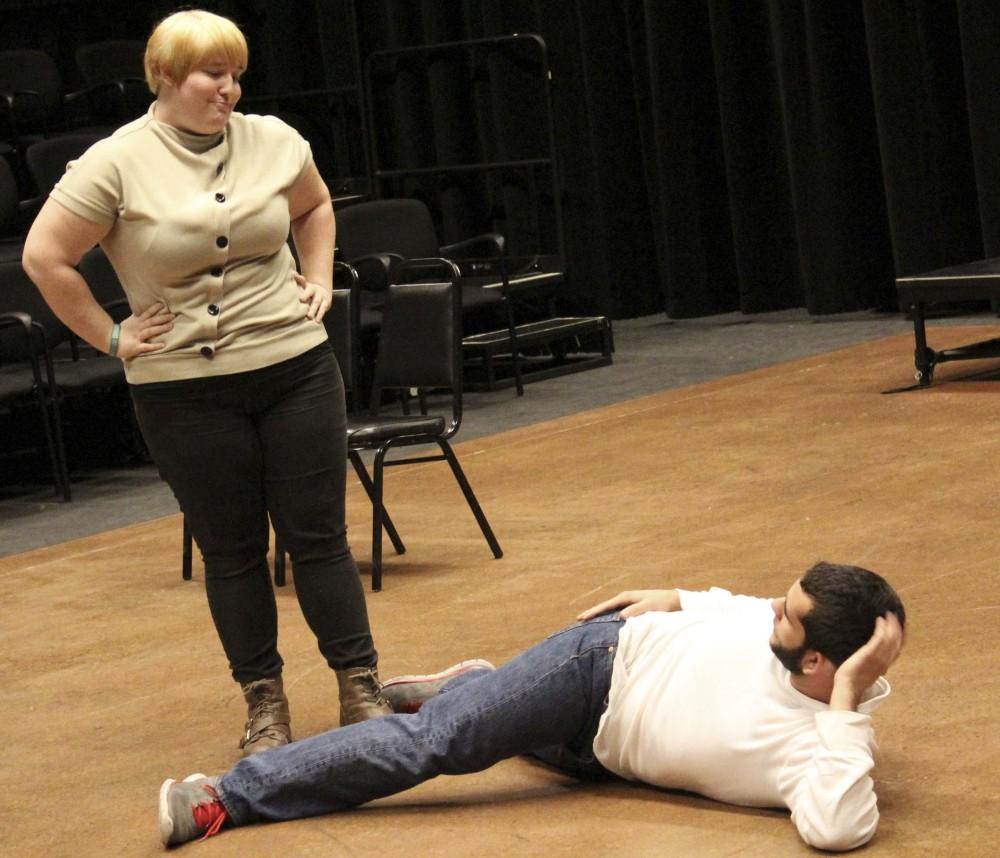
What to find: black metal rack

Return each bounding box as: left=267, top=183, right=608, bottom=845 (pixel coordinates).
left=363, top=33, right=565, bottom=264
left=239, top=1, right=370, bottom=195
left=360, top=34, right=611, bottom=394
left=239, top=83, right=368, bottom=195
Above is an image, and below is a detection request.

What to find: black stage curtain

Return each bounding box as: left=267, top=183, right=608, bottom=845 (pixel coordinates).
left=348, top=0, right=1000, bottom=318
left=5, top=1, right=1000, bottom=319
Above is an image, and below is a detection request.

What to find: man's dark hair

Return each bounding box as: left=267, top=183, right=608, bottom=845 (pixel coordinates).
left=799, top=561, right=905, bottom=667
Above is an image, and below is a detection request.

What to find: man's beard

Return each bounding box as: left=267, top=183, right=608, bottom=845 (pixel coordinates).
left=770, top=640, right=808, bottom=675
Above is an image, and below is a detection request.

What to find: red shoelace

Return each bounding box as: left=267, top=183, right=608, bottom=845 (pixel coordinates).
left=192, top=785, right=229, bottom=840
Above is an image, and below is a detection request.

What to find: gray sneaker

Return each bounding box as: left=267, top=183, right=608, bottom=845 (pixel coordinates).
left=158, top=773, right=228, bottom=847
left=381, top=659, right=496, bottom=713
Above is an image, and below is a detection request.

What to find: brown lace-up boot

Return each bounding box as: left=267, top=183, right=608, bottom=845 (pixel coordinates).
left=335, top=665, right=393, bottom=725
left=238, top=677, right=291, bottom=757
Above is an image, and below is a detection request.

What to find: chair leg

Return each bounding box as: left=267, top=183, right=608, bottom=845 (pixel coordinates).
left=348, top=450, right=406, bottom=555
left=370, top=448, right=387, bottom=592
left=37, top=388, right=70, bottom=501
left=512, top=351, right=524, bottom=397
left=51, top=399, right=71, bottom=501
left=38, top=346, right=72, bottom=500
left=504, top=313, right=524, bottom=397
left=273, top=535, right=286, bottom=587
left=182, top=516, right=192, bottom=581
left=483, top=352, right=497, bottom=391
left=437, top=439, right=503, bottom=559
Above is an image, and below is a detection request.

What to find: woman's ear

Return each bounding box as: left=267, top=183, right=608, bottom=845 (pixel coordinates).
left=154, top=64, right=174, bottom=90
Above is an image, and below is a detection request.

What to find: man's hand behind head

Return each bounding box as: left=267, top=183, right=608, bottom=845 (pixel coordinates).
left=828, top=612, right=905, bottom=711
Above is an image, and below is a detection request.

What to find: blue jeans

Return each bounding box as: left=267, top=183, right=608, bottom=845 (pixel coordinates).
left=217, top=614, right=625, bottom=823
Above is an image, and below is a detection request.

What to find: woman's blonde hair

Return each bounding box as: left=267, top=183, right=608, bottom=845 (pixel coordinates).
left=144, top=9, right=248, bottom=94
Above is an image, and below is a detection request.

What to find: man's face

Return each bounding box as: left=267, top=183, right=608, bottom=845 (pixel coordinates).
left=769, top=579, right=814, bottom=675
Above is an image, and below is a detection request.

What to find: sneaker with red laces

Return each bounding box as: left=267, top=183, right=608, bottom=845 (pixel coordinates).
left=380, top=659, right=496, bottom=713
left=159, top=773, right=229, bottom=847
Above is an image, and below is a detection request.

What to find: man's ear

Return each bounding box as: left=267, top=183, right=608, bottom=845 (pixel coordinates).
left=800, top=649, right=835, bottom=678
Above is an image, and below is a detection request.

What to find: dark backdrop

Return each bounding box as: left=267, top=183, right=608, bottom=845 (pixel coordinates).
left=3, top=0, right=999, bottom=319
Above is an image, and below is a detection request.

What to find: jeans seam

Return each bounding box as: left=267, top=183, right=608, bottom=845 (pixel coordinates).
left=285, top=641, right=616, bottom=786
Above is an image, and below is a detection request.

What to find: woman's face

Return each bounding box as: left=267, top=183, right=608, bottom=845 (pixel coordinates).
left=161, top=55, right=243, bottom=134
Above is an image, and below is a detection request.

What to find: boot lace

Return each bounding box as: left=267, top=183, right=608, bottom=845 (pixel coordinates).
left=353, top=669, right=390, bottom=707
left=241, top=695, right=289, bottom=748
left=240, top=701, right=285, bottom=748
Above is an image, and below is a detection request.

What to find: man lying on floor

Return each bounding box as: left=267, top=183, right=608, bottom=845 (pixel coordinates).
left=159, top=560, right=905, bottom=852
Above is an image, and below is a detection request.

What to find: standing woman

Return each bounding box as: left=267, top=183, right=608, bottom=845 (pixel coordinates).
left=22, top=9, right=391, bottom=755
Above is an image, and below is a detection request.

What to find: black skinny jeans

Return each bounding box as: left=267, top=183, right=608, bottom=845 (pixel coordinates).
left=131, top=343, right=377, bottom=683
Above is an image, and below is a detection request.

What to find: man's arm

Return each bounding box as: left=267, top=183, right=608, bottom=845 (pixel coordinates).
left=577, top=586, right=774, bottom=621
left=576, top=589, right=681, bottom=621
left=829, top=613, right=904, bottom=711
left=788, top=612, right=904, bottom=851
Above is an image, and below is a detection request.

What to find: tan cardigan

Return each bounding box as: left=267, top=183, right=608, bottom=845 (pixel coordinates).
left=51, top=105, right=328, bottom=384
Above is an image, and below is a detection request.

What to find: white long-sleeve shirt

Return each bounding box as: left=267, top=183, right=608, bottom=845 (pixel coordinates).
left=591, top=587, right=890, bottom=851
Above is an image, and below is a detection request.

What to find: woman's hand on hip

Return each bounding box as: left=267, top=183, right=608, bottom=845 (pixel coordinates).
left=117, top=302, right=175, bottom=359
left=295, top=272, right=332, bottom=322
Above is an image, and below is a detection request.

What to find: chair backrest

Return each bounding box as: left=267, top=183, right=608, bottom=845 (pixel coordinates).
left=77, top=245, right=127, bottom=310
left=324, top=261, right=362, bottom=412
left=25, top=132, right=107, bottom=196
left=75, top=41, right=151, bottom=125
left=371, top=258, right=463, bottom=434
left=0, top=260, right=69, bottom=361
left=0, top=50, right=63, bottom=131
left=335, top=198, right=440, bottom=261
left=0, top=157, right=20, bottom=232
left=75, top=40, right=146, bottom=87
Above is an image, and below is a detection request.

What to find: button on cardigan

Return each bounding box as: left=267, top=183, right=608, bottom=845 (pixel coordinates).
left=50, top=104, right=328, bottom=384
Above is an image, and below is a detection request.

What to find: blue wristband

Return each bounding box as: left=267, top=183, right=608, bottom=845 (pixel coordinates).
left=109, top=323, right=121, bottom=357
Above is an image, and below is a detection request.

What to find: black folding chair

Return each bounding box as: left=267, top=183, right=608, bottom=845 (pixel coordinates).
left=334, top=197, right=527, bottom=390
left=0, top=304, right=68, bottom=499
left=0, top=261, right=70, bottom=499
left=346, top=258, right=502, bottom=591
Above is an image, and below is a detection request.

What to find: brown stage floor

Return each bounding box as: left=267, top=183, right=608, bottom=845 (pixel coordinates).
left=4, top=329, right=999, bottom=856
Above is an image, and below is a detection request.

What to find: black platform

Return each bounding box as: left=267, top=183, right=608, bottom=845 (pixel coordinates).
left=894, top=258, right=1000, bottom=389
left=463, top=315, right=614, bottom=391
left=456, top=259, right=614, bottom=393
